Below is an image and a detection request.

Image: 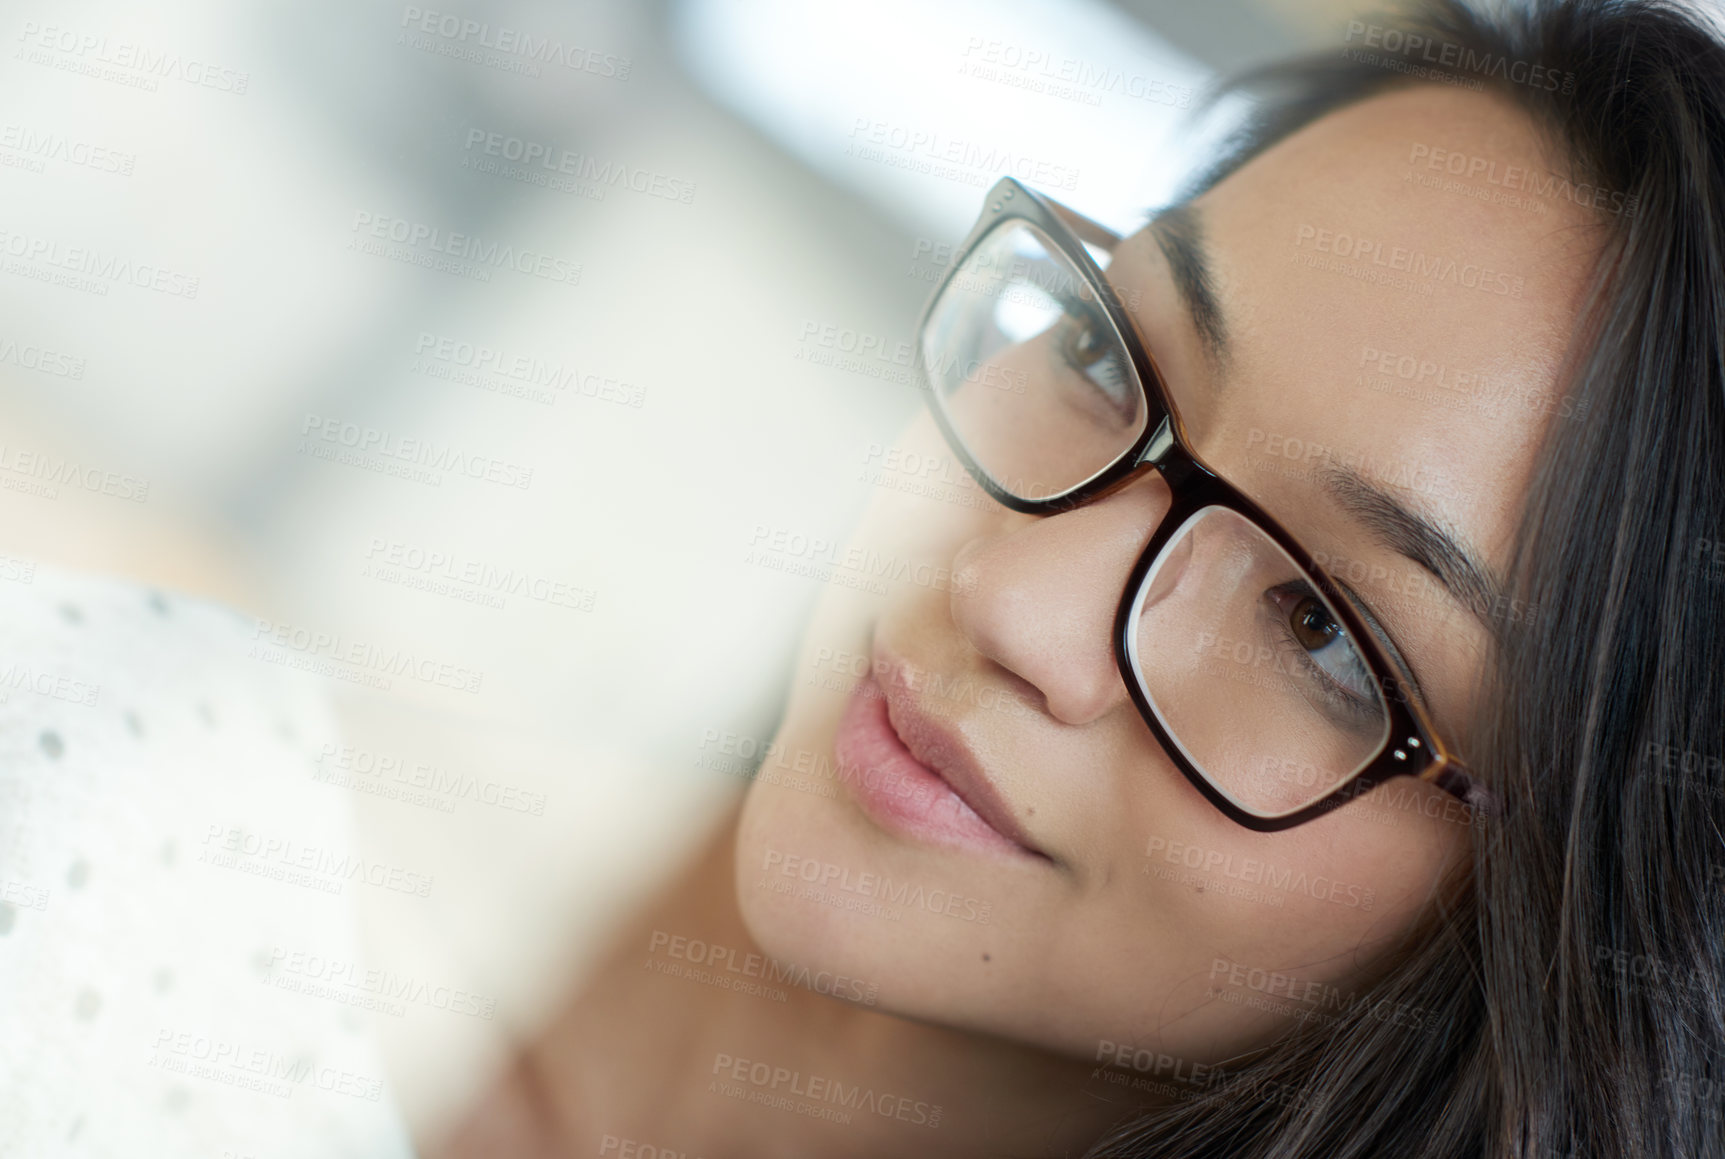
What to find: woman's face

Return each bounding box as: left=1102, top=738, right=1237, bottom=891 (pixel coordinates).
left=736, top=86, right=1600, bottom=1070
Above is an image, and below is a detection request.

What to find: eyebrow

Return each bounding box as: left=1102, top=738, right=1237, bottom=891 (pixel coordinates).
left=1146, top=203, right=1503, bottom=630
left=1148, top=203, right=1228, bottom=366
left=1319, top=464, right=1502, bottom=625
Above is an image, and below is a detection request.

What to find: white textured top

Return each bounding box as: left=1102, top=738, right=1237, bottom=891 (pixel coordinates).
left=0, top=566, right=417, bottom=1158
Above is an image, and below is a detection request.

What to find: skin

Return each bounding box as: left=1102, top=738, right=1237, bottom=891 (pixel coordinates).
left=429, top=84, right=1603, bottom=1158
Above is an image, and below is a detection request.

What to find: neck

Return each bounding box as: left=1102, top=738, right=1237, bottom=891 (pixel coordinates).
left=503, top=800, right=1156, bottom=1158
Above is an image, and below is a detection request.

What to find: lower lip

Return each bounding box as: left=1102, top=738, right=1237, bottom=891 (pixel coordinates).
left=833, top=674, right=1033, bottom=860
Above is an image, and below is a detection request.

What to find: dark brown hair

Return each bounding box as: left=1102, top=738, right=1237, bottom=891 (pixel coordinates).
left=1087, top=2, right=1725, bottom=1154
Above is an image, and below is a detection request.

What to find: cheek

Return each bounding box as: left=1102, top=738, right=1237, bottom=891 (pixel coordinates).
left=1036, top=797, right=1463, bottom=1064
left=852, top=410, right=999, bottom=557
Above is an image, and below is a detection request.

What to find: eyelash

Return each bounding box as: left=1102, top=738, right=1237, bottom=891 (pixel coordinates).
left=1050, top=293, right=1135, bottom=408
left=1333, top=580, right=1428, bottom=711
left=1264, top=581, right=1384, bottom=726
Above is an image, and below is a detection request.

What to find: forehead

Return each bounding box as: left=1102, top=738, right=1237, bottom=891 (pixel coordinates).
left=1118, top=85, right=1603, bottom=575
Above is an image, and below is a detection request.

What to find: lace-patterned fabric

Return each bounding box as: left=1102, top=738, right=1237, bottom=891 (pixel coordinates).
left=0, top=566, right=416, bottom=1158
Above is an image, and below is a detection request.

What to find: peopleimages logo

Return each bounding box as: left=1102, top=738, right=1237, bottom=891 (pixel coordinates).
left=14, top=21, right=251, bottom=94
left=1242, top=425, right=1459, bottom=504
left=846, top=117, right=1080, bottom=192
left=1208, top=956, right=1437, bottom=1035
left=710, top=1052, right=943, bottom=1128
left=298, top=413, right=533, bottom=491
left=1143, top=835, right=1377, bottom=910
left=413, top=332, right=645, bottom=408
left=958, top=37, right=1195, bottom=109
left=0, top=335, right=85, bottom=379
left=0, top=878, right=49, bottom=911
left=398, top=7, right=631, bottom=79
left=347, top=211, right=581, bottom=286
left=1294, top=223, right=1525, bottom=298
left=199, top=822, right=435, bottom=898
left=363, top=536, right=596, bottom=612
left=1406, top=143, right=1636, bottom=216
left=1095, top=1039, right=1222, bottom=1086
left=0, top=663, right=99, bottom=708
left=0, top=443, right=148, bottom=502
left=316, top=742, right=548, bottom=815
left=0, top=123, right=136, bottom=176
left=266, top=946, right=496, bottom=1019
left=250, top=617, right=485, bottom=695
left=462, top=128, right=696, bottom=204
left=760, top=849, right=992, bottom=923
left=745, top=523, right=978, bottom=597
left=0, top=226, right=199, bottom=298
left=647, top=929, right=879, bottom=1006
left=149, top=1028, right=382, bottom=1102
left=1342, top=21, right=1576, bottom=94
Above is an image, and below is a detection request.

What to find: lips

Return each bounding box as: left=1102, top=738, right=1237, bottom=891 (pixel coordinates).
left=833, top=665, right=1047, bottom=862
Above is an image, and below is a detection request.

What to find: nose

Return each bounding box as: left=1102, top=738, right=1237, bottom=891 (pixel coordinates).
left=949, top=471, right=1172, bottom=726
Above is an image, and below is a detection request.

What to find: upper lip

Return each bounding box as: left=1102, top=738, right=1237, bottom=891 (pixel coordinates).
left=871, top=645, right=1050, bottom=860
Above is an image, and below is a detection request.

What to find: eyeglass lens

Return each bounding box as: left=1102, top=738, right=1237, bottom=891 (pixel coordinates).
left=919, top=220, right=1149, bottom=502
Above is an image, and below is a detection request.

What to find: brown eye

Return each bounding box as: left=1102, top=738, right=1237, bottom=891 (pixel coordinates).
left=1064, top=316, right=1104, bottom=364
left=1051, top=299, right=1135, bottom=413
left=1266, top=582, right=1378, bottom=719
left=1288, top=595, right=1338, bottom=651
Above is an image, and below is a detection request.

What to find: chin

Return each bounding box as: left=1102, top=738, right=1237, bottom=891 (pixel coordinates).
left=731, top=713, right=1060, bottom=1054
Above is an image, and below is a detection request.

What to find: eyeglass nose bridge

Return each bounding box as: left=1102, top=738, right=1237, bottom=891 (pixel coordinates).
left=1049, top=414, right=1191, bottom=515
left=1131, top=412, right=1216, bottom=499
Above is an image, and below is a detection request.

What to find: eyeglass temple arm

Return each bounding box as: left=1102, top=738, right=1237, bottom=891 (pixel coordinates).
left=1048, top=201, right=1122, bottom=253
left=1426, top=759, right=1499, bottom=820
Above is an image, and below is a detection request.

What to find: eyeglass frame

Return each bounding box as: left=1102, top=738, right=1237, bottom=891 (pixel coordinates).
left=912, top=176, right=1491, bottom=832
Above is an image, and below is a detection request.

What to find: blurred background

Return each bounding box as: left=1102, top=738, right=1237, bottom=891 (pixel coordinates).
left=0, top=0, right=1371, bottom=1145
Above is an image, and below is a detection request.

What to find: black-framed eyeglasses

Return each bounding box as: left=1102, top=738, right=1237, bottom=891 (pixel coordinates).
left=913, top=176, right=1490, bottom=832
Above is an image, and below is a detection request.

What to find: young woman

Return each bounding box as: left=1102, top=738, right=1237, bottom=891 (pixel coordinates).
left=432, top=1, right=1725, bottom=1154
